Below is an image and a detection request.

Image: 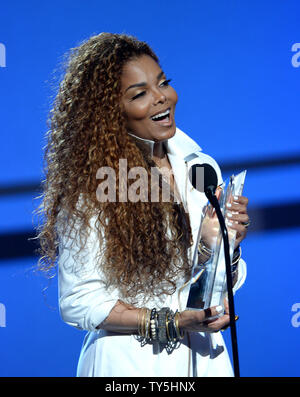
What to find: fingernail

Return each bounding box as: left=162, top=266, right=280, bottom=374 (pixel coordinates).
left=227, top=221, right=233, bottom=226
left=227, top=212, right=232, bottom=218
left=216, top=305, right=223, bottom=314
left=234, top=195, right=239, bottom=201
left=226, top=203, right=232, bottom=208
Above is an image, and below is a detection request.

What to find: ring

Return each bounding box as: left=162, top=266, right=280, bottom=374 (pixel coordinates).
left=220, top=315, right=239, bottom=332
left=242, top=220, right=251, bottom=228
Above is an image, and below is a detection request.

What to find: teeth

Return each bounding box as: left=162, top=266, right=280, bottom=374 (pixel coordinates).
left=151, top=108, right=170, bottom=120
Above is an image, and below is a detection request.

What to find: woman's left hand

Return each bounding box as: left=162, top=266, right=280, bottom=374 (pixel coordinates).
left=226, top=195, right=250, bottom=249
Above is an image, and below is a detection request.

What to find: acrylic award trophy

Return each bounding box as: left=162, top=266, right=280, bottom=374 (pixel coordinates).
left=186, top=170, right=247, bottom=311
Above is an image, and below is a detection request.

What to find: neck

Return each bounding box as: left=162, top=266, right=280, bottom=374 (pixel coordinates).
left=153, top=141, right=166, bottom=159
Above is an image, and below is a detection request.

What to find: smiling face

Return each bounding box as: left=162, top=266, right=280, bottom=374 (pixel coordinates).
left=120, top=55, right=178, bottom=142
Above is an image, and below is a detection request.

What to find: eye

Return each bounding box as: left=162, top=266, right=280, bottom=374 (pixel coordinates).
left=131, top=91, right=146, bottom=101
left=160, top=79, right=172, bottom=87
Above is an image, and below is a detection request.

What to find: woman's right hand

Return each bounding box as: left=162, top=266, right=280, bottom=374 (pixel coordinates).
left=178, top=304, right=229, bottom=333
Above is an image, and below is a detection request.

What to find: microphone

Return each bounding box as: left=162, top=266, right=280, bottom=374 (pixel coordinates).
left=189, top=162, right=218, bottom=197
left=189, top=163, right=240, bottom=378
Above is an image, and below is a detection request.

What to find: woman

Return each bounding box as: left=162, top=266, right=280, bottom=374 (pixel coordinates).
left=36, top=32, right=249, bottom=377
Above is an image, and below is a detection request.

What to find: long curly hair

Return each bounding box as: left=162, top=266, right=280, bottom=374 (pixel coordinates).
left=35, top=32, right=193, bottom=303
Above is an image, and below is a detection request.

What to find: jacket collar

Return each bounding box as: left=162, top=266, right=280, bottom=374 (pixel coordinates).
left=128, top=127, right=202, bottom=160
left=128, top=132, right=155, bottom=158
left=165, top=127, right=202, bottom=161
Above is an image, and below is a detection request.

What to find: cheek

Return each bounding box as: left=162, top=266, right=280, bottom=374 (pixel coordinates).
left=125, top=102, right=150, bottom=122
left=170, top=87, right=178, bottom=105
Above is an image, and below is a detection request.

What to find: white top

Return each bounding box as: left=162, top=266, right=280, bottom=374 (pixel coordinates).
left=57, top=127, right=247, bottom=377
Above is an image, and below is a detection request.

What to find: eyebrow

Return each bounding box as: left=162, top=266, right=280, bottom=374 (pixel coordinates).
left=125, top=71, right=165, bottom=93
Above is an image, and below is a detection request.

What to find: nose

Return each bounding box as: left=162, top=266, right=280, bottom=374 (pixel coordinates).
left=153, top=87, right=167, bottom=105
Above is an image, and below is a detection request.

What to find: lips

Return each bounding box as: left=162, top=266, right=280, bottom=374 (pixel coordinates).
left=150, top=107, right=172, bottom=127
left=150, top=107, right=170, bottom=121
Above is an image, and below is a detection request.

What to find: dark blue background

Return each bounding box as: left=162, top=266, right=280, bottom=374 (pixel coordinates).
left=0, top=0, right=299, bottom=376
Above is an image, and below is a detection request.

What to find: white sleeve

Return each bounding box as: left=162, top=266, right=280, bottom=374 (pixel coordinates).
left=57, top=215, right=119, bottom=332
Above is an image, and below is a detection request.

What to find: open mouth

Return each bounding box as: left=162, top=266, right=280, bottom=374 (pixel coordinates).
left=150, top=108, right=171, bottom=123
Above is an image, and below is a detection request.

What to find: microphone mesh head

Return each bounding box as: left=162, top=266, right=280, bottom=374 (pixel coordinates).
left=189, top=163, right=218, bottom=193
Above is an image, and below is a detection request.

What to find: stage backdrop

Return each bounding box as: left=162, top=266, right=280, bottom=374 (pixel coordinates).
left=0, top=0, right=299, bottom=377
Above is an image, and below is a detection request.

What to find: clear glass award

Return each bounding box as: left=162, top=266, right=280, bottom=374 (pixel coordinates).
left=185, top=170, right=247, bottom=311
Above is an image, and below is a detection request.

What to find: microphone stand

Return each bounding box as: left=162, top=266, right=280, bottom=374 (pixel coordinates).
left=205, top=188, right=240, bottom=378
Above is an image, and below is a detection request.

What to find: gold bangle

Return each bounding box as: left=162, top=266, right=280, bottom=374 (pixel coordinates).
left=166, top=313, right=171, bottom=341
left=137, top=308, right=143, bottom=336
left=232, top=246, right=242, bottom=265
left=140, top=308, right=147, bottom=337
left=174, top=311, right=184, bottom=340
left=143, top=308, right=149, bottom=338
left=198, top=240, right=212, bottom=257
left=138, top=308, right=143, bottom=337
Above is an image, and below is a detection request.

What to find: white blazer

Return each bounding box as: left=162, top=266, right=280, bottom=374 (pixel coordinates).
left=58, top=127, right=247, bottom=377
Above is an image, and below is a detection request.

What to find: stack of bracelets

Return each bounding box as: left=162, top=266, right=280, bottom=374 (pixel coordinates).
left=198, top=239, right=241, bottom=281
left=137, top=307, right=184, bottom=354
left=231, top=245, right=241, bottom=281
left=136, top=245, right=241, bottom=352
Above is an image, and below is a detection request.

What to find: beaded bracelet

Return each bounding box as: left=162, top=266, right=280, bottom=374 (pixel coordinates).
left=150, top=308, right=157, bottom=340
